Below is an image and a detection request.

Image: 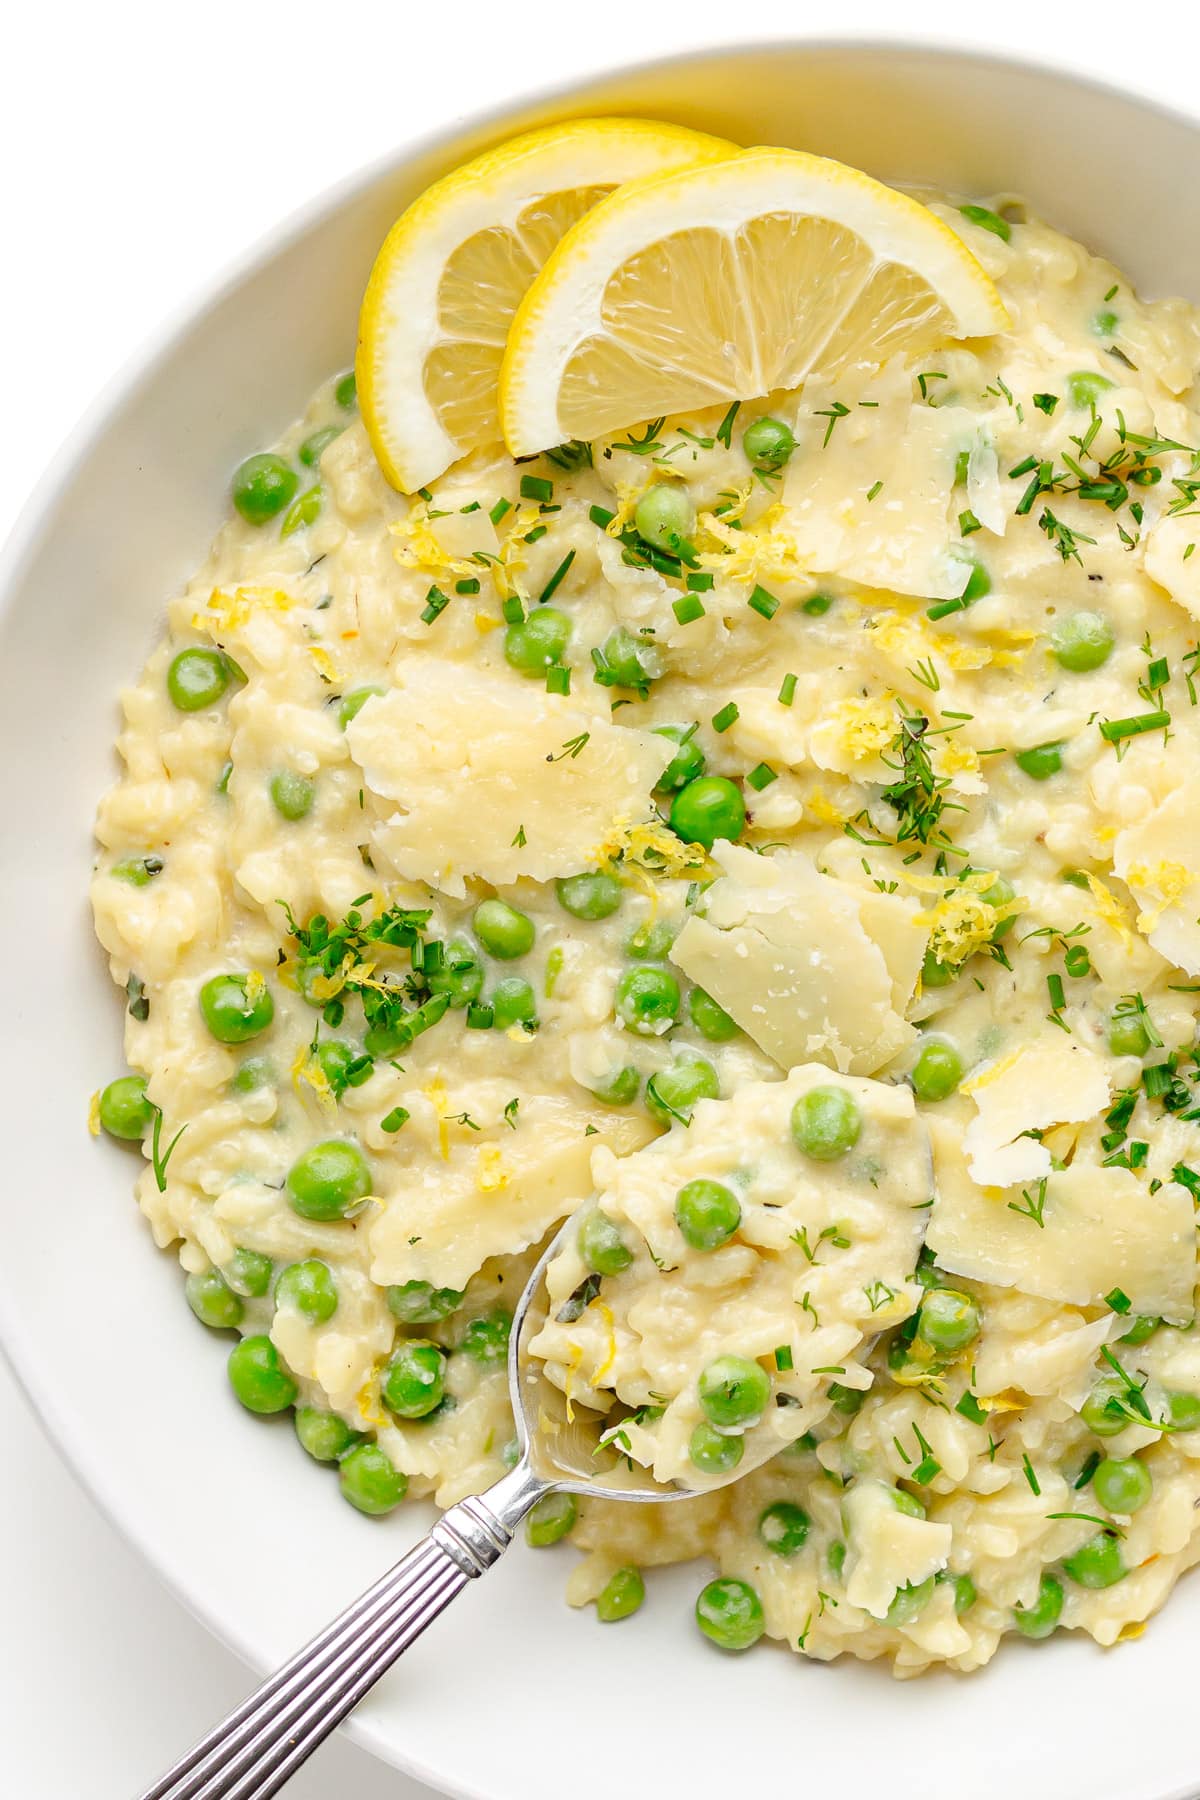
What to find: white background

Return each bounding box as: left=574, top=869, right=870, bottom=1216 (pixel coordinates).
left=2, top=3, right=1198, bottom=1795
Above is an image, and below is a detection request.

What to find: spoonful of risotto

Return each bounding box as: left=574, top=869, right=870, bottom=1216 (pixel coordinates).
left=141, top=1064, right=931, bottom=1800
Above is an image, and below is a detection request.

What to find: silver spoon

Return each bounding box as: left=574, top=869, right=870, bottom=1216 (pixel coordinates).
left=139, top=1105, right=933, bottom=1800
left=136, top=1208, right=709, bottom=1800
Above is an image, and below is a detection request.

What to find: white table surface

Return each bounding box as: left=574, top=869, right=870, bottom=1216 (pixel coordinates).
left=3, top=3, right=1198, bottom=1793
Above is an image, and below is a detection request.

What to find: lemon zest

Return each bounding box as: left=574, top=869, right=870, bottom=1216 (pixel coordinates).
left=1117, top=1620, right=1146, bottom=1642
left=354, top=1369, right=390, bottom=1433
left=961, top=1045, right=1024, bottom=1097
left=476, top=1144, right=510, bottom=1192
left=1086, top=873, right=1136, bottom=950
left=191, top=584, right=293, bottom=636
left=696, top=500, right=807, bottom=587
left=291, top=1042, right=337, bottom=1119
left=563, top=1342, right=584, bottom=1423
left=1126, top=860, right=1196, bottom=933
left=592, top=814, right=710, bottom=880
left=390, top=506, right=479, bottom=581
left=475, top=611, right=502, bottom=634
left=590, top=1302, right=618, bottom=1386
left=424, top=1077, right=450, bottom=1159
left=88, top=1090, right=101, bottom=1137
left=309, top=644, right=342, bottom=685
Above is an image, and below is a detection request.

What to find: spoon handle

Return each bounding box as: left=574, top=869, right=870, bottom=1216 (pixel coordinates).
left=137, top=1459, right=546, bottom=1800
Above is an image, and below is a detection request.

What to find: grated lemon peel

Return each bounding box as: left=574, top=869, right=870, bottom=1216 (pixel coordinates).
left=592, top=815, right=710, bottom=880
left=191, top=585, right=293, bottom=636
left=88, top=1090, right=101, bottom=1136
left=476, top=1144, right=510, bottom=1192
left=1126, top=860, right=1196, bottom=933
left=1086, top=873, right=1136, bottom=950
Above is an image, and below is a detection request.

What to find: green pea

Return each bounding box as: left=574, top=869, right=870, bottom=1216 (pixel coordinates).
left=1051, top=610, right=1114, bottom=673
left=294, top=1407, right=359, bottom=1463
left=1067, top=370, right=1115, bottom=410
left=489, top=976, right=536, bottom=1031
left=167, top=647, right=232, bottom=712
left=280, top=485, right=322, bottom=538
left=695, top=1577, right=764, bottom=1651
left=185, top=1268, right=243, bottom=1330
left=285, top=1139, right=372, bottom=1221
left=887, top=1576, right=935, bottom=1626
left=698, top=1354, right=770, bottom=1430
left=337, top=685, right=385, bottom=728
left=921, top=949, right=956, bottom=988
left=982, top=875, right=1016, bottom=939
left=743, top=415, right=796, bottom=470
left=675, top=1178, right=741, bottom=1251
left=689, top=1422, right=744, bottom=1475
left=614, top=964, right=680, bottom=1034
left=227, top=1248, right=273, bottom=1298
left=588, top=1065, right=641, bottom=1107
left=1015, top=741, right=1063, bottom=780
left=382, top=1340, right=446, bottom=1419
left=688, top=986, right=739, bottom=1041
left=386, top=1281, right=463, bottom=1325
left=959, top=203, right=1011, bottom=242
left=802, top=593, right=834, bottom=616
left=335, top=371, right=357, bottom=409
left=1063, top=1530, right=1126, bottom=1589
left=312, top=1040, right=355, bottom=1095
left=593, top=626, right=660, bottom=691
left=791, top=1085, right=861, bottom=1161
left=362, top=1019, right=410, bottom=1058
left=299, top=426, right=343, bottom=467
left=110, top=854, right=164, bottom=886
left=1167, top=1391, right=1200, bottom=1430
left=579, top=1210, right=634, bottom=1277
left=230, top=1056, right=273, bottom=1095
left=427, top=941, right=484, bottom=1009
left=339, top=1441, right=407, bottom=1515
left=828, top=1381, right=866, bottom=1417
left=1081, top=1373, right=1134, bottom=1437
left=1119, top=1314, right=1159, bottom=1346
left=917, top=1287, right=980, bottom=1353
left=645, top=1058, right=719, bottom=1125
left=526, top=1492, right=576, bottom=1546
left=227, top=1335, right=297, bottom=1414
left=232, top=453, right=298, bottom=524
left=504, top=606, right=571, bottom=677
left=473, top=897, right=535, bottom=959
left=459, top=1309, right=511, bottom=1364
left=668, top=775, right=745, bottom=851
left=938, top=1569, right=977, bottom=1615
left=1092, top=1455, right=1152, bottom=1514
left=199, top=973, right=274, bottom=1044
left=758, top=1501, right=810, bottom=1556
left=653, top=724, right=706, bottom=792
left=625, top=918, right=676, bottom=961
left=1014, top=1571, right=1063, bottom=1639
left=98, top=1074, right=153, bottom=1140
left=1108, top=1006, right=1151, bottom=1058
left=911, top=1038, right=964, bottom=1102
left=275, top=1258, right=338, bottom=1325
left=269, top=770, right=315, bottom=821
left=634, top=483, right=695, bottom=551
left=595, top=1566, right=645, bottom=1622
left=556, top=872, right=623, bottom=920
left=1093, top=309, right=1119, bottom=338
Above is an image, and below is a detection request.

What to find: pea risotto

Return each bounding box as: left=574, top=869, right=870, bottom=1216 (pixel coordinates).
left=91, top=174, right=1200, bottom=1676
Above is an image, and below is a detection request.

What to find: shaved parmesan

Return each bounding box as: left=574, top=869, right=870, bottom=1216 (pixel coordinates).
left=843, top=1478, right=952, bottom=1618
left=1145, top=509, right=1200, bottom=622
left=928, top=1118, right=1196, bottom=1322
left=961, top=1034, right=1110, bottom=1186
left=1114, top=786, right=1200, bottom=975
left=668, top=841, right=928, bottom=1074
left=346, top=660, right=671, bottom=896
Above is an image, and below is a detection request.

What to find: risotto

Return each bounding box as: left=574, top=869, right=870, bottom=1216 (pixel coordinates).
left=92, top=190, right=1200, bottom=1674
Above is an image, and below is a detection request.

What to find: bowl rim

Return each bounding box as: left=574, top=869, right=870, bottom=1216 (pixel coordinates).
left=5, top=33, right=1200, bottom=1799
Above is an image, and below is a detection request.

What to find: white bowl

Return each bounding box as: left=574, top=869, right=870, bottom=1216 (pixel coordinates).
left=4, top=40, right=1200, bottom=1800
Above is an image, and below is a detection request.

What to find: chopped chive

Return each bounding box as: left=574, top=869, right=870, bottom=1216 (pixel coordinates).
left=956, top=1392, right=987, bottom=1425
left=715, top=401, right=740, bottom=449
left=866, top=480, right=883, bottom=502
left=380, top=1106, right=410, bottom=1133
left=673, top=593, right=706, bottom=625
left=746, top=762, right=777, bottom=791
left=539, top=549, right=576, bottom=604
left=1033, top=392, right=1059, bottom=415
left=687, top=570, right=714, bottom=592
left=1074, top=1449, right=1102, bottom=1489
left=489, top=497, right=512, bottom=526
left=501, top=595, right=525, bottom=624
left=959, top=509, right=982, bottom=536
left=711, top=702, right=739, bottom=734
left=1046, top=972, right=1066, bottom=1013
left=545, top=664, right=571, bottom=695
left=519, top=474, right=553, bottom=504
left=466, top=1003, right=494, bottom=1029
left=1104, top=1287, right=1132, bottom=1315
left=1022, top=1454, right=1041, bottom=1496
left=524, top=523, right=548, bottom=544
left=778, top=672, right=798, bottom=706
left=454, top=577, right=481, bottom=595
left=589, top=503, right=616, bottom=529
left=926, top=597, right=966, bottom=621
left=748, top=584, right=780, bottom=620
left=774, top=1345, right=794, bottom=1372
left=421, top=585, right=451, bottom=624
left=954, top=449, right=970, bottom=486
left=1099, top=710, right=1170, bottom=742
left=1146, top=656, right=1170, bottom=690
left=959, top=203, right=1011, bottom=242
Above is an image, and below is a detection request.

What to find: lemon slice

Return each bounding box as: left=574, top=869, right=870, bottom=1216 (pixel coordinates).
left=499, top=149, right=1010, bottom=455
left=356, top=118, right=735, bottom=491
